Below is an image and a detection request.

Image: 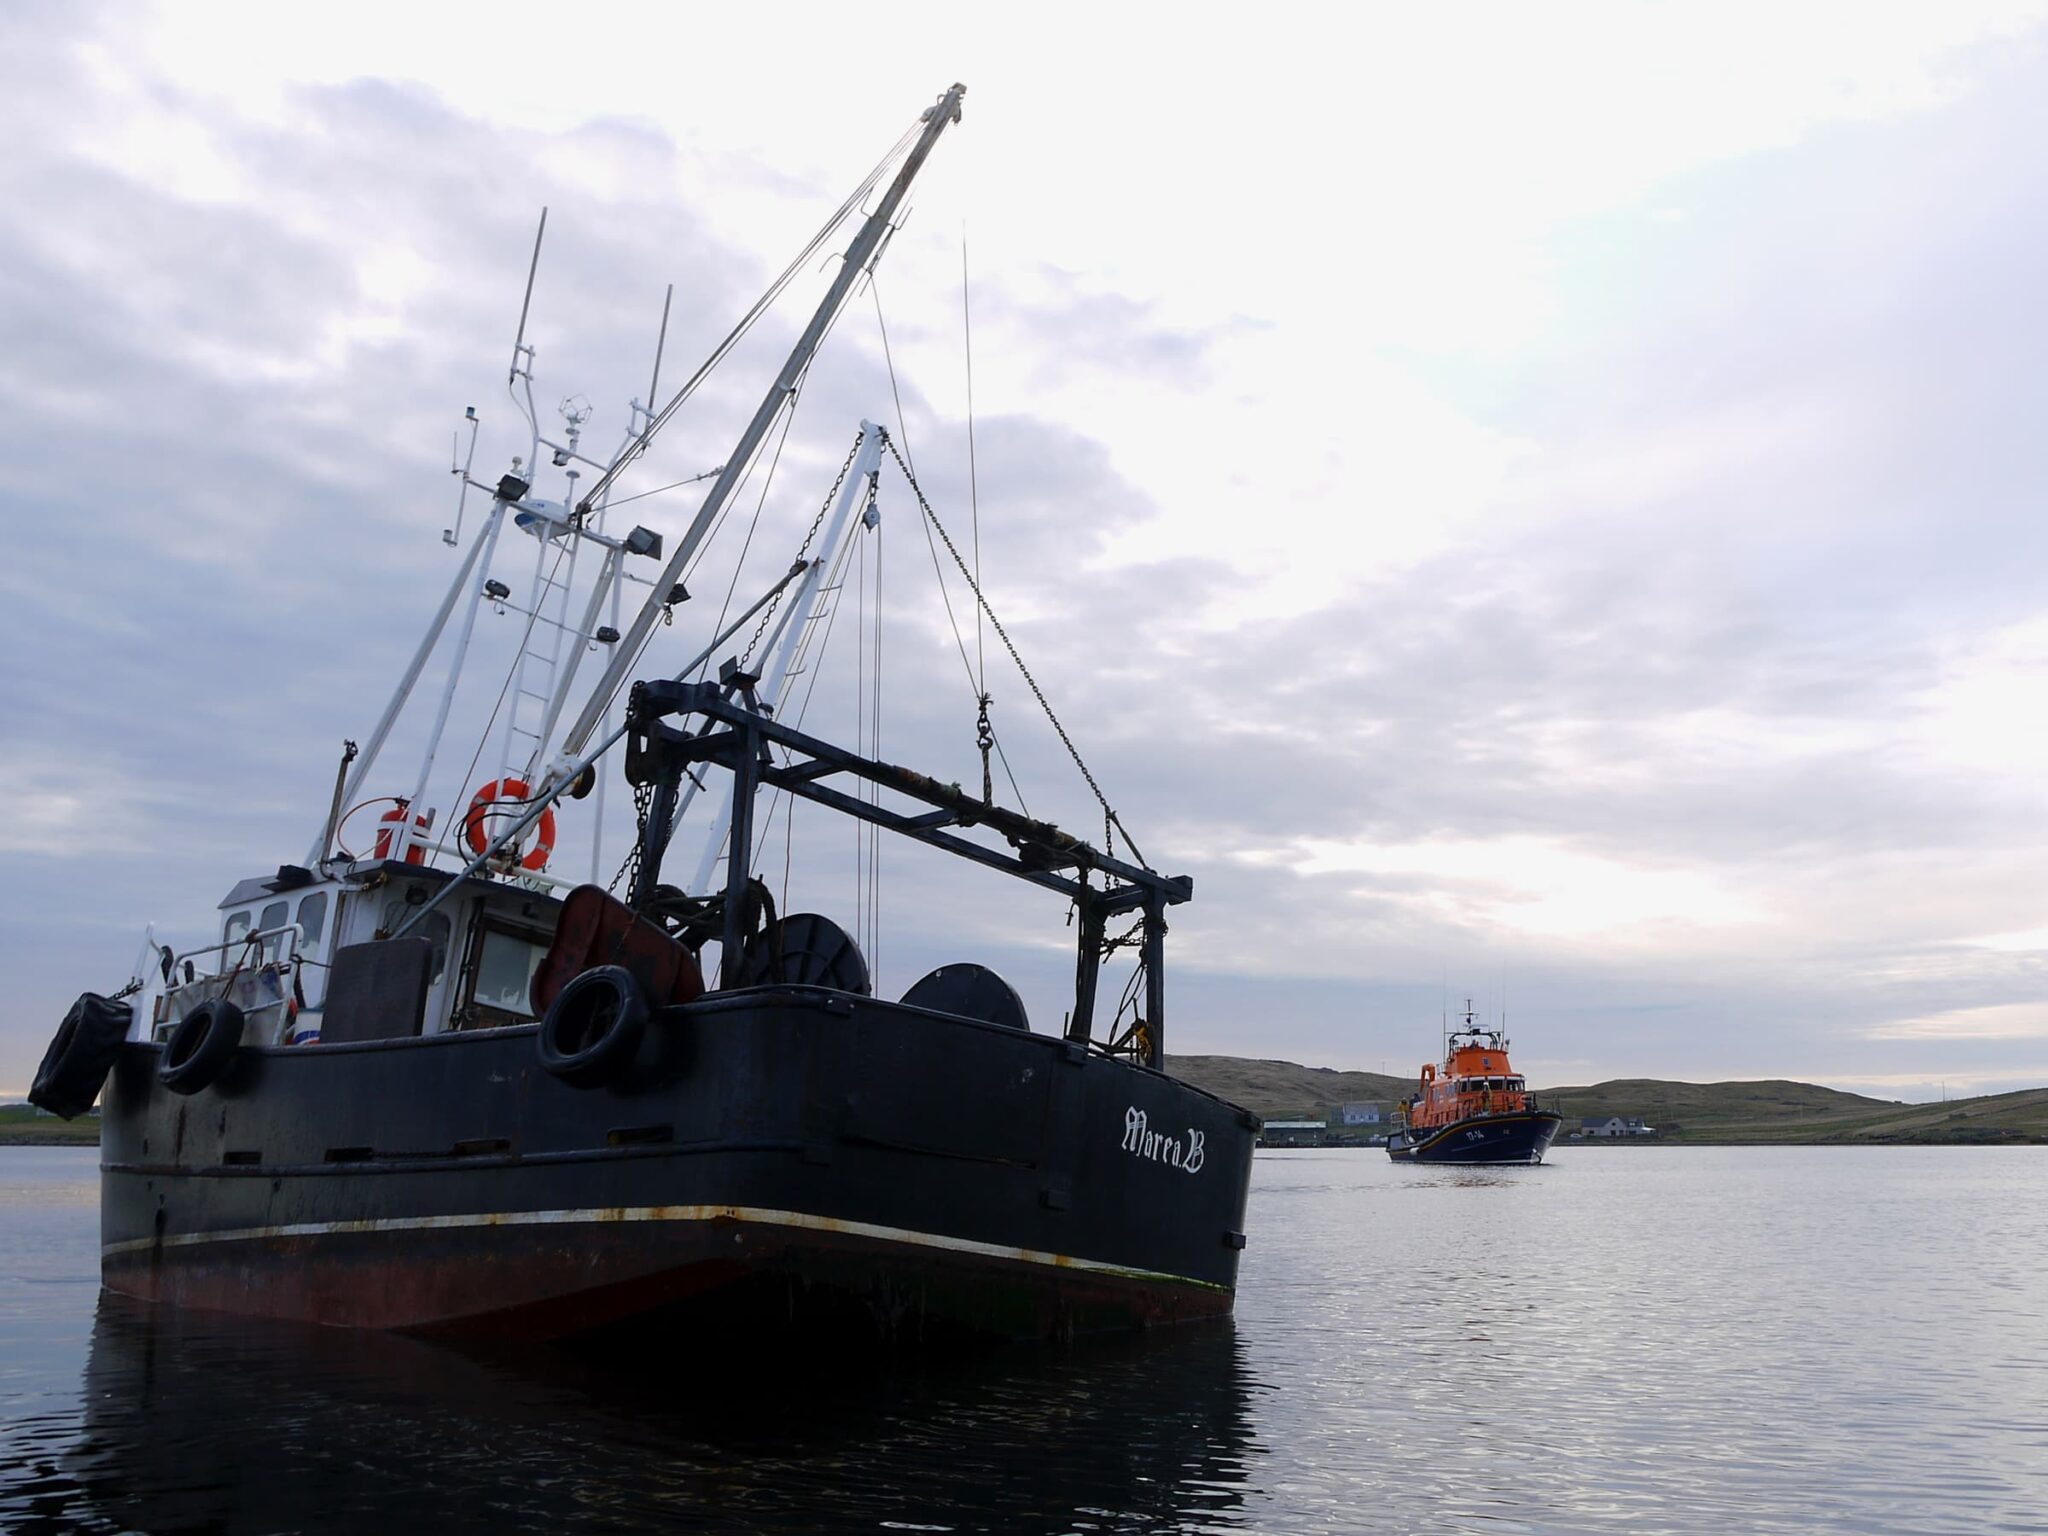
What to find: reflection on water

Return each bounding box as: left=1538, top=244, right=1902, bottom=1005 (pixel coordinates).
left=7, top=1145, right=2048, bottom=1534
left=7, top=1297, right=1258, bottom=1535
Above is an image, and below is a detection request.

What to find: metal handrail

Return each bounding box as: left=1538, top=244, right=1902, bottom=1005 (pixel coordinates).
left=154, top=926, right=308, bottom=1046
left=169, top=924, right=304, bottom=982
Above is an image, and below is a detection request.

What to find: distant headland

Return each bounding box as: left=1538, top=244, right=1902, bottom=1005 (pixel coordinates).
left=1166, top=1057, right=2048, bottom=1146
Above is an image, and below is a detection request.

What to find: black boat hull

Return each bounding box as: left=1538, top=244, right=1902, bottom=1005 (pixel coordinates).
left=1385, top=1110, right=1561, bottom=1165
left=99, top=987, right=1256, bottom=1341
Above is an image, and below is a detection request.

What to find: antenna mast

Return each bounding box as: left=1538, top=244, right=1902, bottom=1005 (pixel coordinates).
left=645, top=284, right=673, bottom=429
left=556, top=84, right=968, bottom=767
left=510, top=208, right=547, bottom=384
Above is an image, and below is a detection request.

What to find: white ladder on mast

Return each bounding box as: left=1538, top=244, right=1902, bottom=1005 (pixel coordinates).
left=493, top=501, right=583, bottom=812
left=686, top=420, right=885, bottom=895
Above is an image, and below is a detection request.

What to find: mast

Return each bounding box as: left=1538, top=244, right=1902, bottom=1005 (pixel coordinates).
left=685, top=421, right=886, bottom=896
left=305, top=494, right=512, bottom=867
left=555, top=83, right=967, bottom=769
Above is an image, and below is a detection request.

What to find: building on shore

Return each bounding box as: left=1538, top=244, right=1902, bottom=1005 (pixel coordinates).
left=1574, top=1115, right=1657, bottom=1138
left=1259, top=1120, right=1327, bottom=1148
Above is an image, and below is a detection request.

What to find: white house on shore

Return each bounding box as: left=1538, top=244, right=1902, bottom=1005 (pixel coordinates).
left=1576, top=1116, right=1656, bottom=1138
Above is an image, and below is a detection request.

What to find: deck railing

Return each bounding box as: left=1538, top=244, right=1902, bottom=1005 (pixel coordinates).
left=153, top=925, right=305, bottom=1044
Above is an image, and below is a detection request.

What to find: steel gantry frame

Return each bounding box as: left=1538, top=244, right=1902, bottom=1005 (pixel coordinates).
left=620, top=679, right=1191, bottom=1067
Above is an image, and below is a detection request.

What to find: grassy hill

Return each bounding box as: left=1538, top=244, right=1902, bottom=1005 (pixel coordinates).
left=0, top=1104, right=100, bottom=1145
left=1168, top=1056, right=1410, bottom=1121
left=1168, top=1058, right=2048, bottom=1144
left=1543, top=1078, right=1886, bottom=1135
left=1547, top=1080, right=2048, bottom=1144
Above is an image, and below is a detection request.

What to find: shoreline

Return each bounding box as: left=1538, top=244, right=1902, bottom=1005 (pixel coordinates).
left=1562, top=1138, right=2048, bottom=1148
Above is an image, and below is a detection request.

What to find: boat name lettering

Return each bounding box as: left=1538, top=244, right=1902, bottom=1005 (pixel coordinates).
left=1121, top=1107, right=1204, bottom=1173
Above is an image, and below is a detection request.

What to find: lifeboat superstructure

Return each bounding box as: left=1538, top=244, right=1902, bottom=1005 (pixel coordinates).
left=1385, top=1005, right=1561, bottom=1165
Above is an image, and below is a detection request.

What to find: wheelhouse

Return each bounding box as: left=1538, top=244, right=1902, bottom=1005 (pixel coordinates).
left=136, top=860, right=563, bottom=1049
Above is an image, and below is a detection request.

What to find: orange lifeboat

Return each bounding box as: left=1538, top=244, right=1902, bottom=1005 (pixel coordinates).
left=1387, top=1001, right=1561, bottom=1165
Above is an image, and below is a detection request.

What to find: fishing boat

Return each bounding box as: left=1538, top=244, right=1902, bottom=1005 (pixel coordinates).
left=1385, top=1003, right=1561, bottom=1165
left=26, top=83, right=1258, bottom=1343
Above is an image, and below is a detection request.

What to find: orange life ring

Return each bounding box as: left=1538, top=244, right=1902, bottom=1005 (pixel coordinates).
left=463, top=778, right=556, bottom=872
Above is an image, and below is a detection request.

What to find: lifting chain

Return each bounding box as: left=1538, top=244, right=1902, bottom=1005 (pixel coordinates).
left=1099, top=917, right=1146, bottom=959
left=876, top=430, right=1147, bottom=869
left=739, top=426, right=867, bottom=671
left=609, top=776, right=656, bottom=897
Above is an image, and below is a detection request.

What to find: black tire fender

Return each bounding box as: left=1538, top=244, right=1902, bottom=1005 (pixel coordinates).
left=158, top=999, right=246, bottom=1096
left=29, top=993, right=133, bottom=1119
left=537, top=965, right=649, bottom=1089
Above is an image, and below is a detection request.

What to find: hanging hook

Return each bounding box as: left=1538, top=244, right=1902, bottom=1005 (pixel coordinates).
left=975, top=692, right=995, bottom=804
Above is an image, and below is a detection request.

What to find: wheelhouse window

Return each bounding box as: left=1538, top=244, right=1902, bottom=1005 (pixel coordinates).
left=223, top=909, right=253, bottom=947
left=257, top=900, right=290, bottom=962
left=379, top=899, right=451, bottom=986
left=466, top=924, right=549, bottom=1027
left=296, top=891, right=328, bottom=947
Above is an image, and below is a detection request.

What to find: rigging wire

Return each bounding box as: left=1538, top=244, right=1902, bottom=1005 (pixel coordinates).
left=602, top=463, right=726, bottom=510
left=960, top=226, right=998, bottom=812
left=549, top=116, right=927, bottom=778
left=700, top=390, right=804, bottom=681
left=962, top=224, right=985, bottom=696
left=695, top=487, right=868, bottom=887
left=421, top=535, right=577, bottom=868
left=577, top=302, right=845, bottom=754
left=399, top=115, right=932, bottom=899
left=746, top=519, right=864, bottom=872
left=740, top=427, right=866, bottom=671
left=757, top=463, right=886, bottom=980
left=868, top=494, right=884, bottom=975
left=871, top=277, right=916, bottom=475
left=672, top=275, right=863, bottom=699
left=575, top=116, right=924, bottom=512
left=654, top=423, right=867, bottom=886
left=870, top=280, right=1030, bottom=814
left=855, top=525, right=868, bottom=961
left=878, top=432, right=1148, bottom=870
left=577, top=403, right=782, bottom=747
left=844, top=505, right=885, bottom=979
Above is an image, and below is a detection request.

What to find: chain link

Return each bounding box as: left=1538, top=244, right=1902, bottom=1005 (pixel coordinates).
left=738, top=426, right=868, bottom=671
left=610, top=777, right=655, bottom=897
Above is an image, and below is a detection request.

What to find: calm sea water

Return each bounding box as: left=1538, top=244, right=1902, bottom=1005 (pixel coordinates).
left=2, top=1144, right=2043, bottom=1534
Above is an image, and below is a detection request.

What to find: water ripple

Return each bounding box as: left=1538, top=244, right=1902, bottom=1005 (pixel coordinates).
left=1, top=1145, right=2045, bottom=1532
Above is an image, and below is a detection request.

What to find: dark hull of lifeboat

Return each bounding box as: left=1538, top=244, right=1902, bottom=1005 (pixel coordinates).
left=1385, top=1110, right=1561, bottom=1165
left=96, top=987, right=1257, bottom=1344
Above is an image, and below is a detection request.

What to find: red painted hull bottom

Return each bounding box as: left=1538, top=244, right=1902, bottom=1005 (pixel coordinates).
left=102, top=1216, right=1233, bottom=1345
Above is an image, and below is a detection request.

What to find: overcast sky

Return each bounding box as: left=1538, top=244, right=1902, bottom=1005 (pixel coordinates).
left=6, top=1, right=2048, bottom=1101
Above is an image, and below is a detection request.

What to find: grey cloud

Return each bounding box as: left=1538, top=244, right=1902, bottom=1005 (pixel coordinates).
left=7, top=8, right=2048, bottom=1104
